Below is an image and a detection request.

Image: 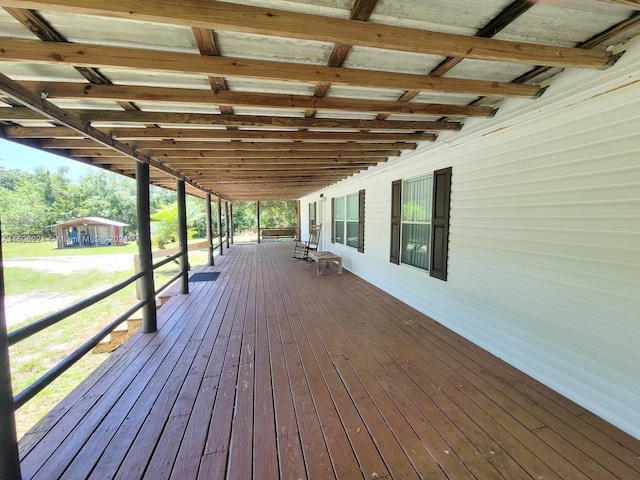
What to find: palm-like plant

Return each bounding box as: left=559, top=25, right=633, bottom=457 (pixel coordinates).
left=150, top=200, right=204, bottom=249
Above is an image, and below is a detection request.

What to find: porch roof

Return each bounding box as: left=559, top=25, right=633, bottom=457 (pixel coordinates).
left=0, top=1, right=639, bottom=201
left=19, top=242, right=640, bottom=479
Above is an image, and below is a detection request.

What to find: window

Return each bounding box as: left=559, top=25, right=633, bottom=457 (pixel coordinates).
left=346, top=193, right=359, bottom=248
left=401, top=176, right=432, bottom=270
left=333, top=197, right=345, bottom=244
left=390, top=168, right=451, bottom=280
left=309, top=201, right=317, bottom=233
left=332, top=190, right=365, bottom=252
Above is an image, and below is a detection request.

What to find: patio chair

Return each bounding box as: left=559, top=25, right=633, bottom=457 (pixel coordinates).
left=293, top=224, right=321, bottom=260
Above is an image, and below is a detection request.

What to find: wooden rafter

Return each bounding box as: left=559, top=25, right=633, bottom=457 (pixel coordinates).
left=0, top=39, right=540, bottom=99
left=3, top=7, right=110, bottom=85
left=0, top=72, right=222, bottom=198
left=3, top=7, right=158, bottom=124
left=305, top=0, right=380, bottom=119
left=74, top=149, right=403, bottom=159
left=0, top=108, right=462, bottom=131
left=37, top=140, right=416, bottom=152
left=0, top=0, right=612, bottom=68
left=382, top=0, right=540, bottom=120
left=2, top=126, right=442, bottom=141
left=16, top=82, right=496, bottom=117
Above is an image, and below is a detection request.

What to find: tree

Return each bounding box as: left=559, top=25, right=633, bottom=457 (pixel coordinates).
left=150, top=198, right=205, bottom=249
left=232, top=202, right=257, bottom=234
left=0, top=166, right=70, bottom=235
left=259, top=200, right=297, bottom=228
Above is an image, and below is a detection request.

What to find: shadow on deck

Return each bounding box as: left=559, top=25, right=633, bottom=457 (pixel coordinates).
left=18, top=242, right=640, bottom=479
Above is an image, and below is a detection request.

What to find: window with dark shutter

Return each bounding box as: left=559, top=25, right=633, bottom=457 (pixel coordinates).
left=430, top=167, right=452, bottom=281
left=390, top=180, right=401, bottom=264
left=358, top=189, right=365, bottom=253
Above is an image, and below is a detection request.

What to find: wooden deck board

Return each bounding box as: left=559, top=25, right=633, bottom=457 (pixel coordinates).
left=17, top=242, right=640, bottom=479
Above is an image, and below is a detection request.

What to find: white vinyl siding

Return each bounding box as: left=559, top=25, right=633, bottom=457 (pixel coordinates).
left=303, top=40, right=640, bottom=440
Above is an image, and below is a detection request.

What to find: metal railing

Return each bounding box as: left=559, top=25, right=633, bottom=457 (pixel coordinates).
left=7, top=230, right=229, bottom=411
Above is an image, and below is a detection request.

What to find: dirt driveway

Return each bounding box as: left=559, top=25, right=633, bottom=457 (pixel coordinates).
left=4, top=254, right=134, bottom=327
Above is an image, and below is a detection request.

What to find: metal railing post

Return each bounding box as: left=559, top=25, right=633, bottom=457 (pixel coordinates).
left=205, top=193, right=214, bottom=266
left=177, top=180, right=189, bottom=295
left=136, top=162, right=157, bottom=333
left=217, top=198, right=223, bottom=256
left=0, top=220, right=23, bottom=480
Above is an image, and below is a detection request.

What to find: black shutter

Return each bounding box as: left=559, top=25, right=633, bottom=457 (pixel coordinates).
left=390, top=180, right=402, bottom=264
left=358, top=189, right=365, bottom=253
left=331, top=198, right=335, bottom=243
left=430, top=167, right=452, bottom=281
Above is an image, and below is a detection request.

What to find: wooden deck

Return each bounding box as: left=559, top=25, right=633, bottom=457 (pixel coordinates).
left=18, top=242, right=640, bottom=479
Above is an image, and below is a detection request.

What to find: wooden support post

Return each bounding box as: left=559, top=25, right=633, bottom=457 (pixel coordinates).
left=0, top=221, right=22, bottom=480
left=177, top=179, right=189, bottom=295
left=136, top=162, right=157, bottom=333
left=296, top=200, right=301, bottom=241
left=217, top=198, right=223, bottom=256
left=257, top=201, right=261, bottom=244
left=205, top=193, right=214, bottom=267
left=225, top=201, right=230, bottom=248
left=229, top=203, right=234, bottom=245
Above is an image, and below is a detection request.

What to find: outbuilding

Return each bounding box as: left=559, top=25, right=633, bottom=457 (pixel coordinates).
left=51, top=217, right=128, bottom=249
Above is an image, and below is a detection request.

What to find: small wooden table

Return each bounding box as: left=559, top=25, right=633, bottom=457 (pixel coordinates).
left=307, top=251, right=342, bottom=275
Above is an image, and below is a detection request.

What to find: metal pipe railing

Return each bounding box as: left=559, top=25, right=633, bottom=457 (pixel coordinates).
left=8, top=224, right=231, bottom=411
left=13, top=299, right=148, bottom=410
left=8, top=271, right=145, bottom=346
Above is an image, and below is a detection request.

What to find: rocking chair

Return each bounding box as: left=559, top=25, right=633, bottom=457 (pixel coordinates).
left=293, top=224, right=321, bottom=260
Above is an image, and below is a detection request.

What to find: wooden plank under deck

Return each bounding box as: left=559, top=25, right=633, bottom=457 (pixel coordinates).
left=17, top=242, right=640, bottom=479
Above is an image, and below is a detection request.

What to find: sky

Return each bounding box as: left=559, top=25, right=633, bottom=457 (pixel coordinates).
left=0, top=139, right=94, bottom=180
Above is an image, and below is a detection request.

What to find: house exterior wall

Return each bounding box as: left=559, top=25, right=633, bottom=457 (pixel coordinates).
left=301, top=38, right=640, bottom=439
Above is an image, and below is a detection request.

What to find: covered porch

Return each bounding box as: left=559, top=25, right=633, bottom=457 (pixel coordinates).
left=18, top=241, right=640, bottom=479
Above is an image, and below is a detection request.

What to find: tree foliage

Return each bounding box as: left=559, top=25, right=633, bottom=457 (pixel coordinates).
left=232, top=200, right=297, bottom=234
left=0, top=166, right=298, bottom=241
left=150, top=198, right=205, bottom=249
left=0, top=166, right=174, bottom=236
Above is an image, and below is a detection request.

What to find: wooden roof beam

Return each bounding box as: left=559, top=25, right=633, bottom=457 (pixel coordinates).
left=0, top=108, right=461, bottom=131
left=0, top=0, right=612, bottom=68
left=0, top=39, right=540, bottom=99
left=19, top=81, right=501, bottom=115
left=92, top=157, right=387, bottom=165
left=36, top=138, right=417, bottom=151
left=1, top=126, right=444, bottom=141
left=137, top=150, right=402, bottom=159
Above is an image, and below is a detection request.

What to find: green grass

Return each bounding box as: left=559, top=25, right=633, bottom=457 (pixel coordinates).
left=3, top=241, right=138, bottom=259
left=4, top=241, right=212, bottom=439
left=4, top=267, right=132, bottom=298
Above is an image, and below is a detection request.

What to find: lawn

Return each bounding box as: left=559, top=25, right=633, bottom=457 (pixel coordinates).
left=3, top=240, right=139, bottom=258
left=3, top=239, right=211, bottom=438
